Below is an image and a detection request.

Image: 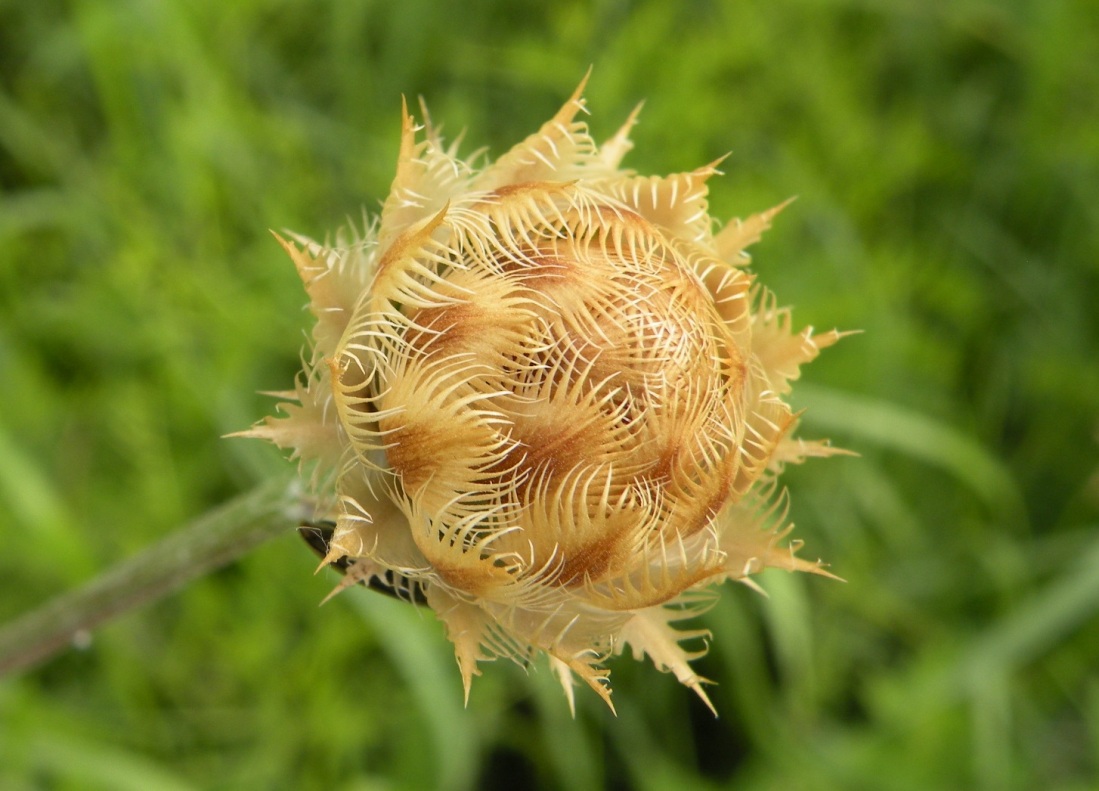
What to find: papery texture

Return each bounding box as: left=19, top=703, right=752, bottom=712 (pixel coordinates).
left=242, top=76, right=844, bottom=713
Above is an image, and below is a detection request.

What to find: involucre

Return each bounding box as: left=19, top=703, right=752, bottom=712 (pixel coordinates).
left=241, top=75, right=846, bottom=714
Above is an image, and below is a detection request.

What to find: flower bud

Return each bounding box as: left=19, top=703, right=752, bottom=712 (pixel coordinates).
left=242, top=75, right=845, bottom=714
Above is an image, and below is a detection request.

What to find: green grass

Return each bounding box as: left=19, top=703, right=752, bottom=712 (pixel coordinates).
left=2, top=0, right=1097, bottom=788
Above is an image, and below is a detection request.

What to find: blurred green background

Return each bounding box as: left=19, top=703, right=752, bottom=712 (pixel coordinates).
left=2, top=0, right=1097, bottom=788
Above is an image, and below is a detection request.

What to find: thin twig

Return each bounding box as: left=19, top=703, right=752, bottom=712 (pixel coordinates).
left=0, top=476, right=309, bottom=677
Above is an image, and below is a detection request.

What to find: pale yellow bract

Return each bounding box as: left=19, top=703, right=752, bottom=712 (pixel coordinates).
left=242, top=74, right=845, bottom=714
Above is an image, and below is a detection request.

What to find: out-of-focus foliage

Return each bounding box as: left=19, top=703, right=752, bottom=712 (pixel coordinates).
left=1, top=1, right=1096, bottom=789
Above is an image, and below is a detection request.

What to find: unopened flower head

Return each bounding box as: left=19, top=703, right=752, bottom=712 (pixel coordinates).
left=242, top=75, right=845, bottom=714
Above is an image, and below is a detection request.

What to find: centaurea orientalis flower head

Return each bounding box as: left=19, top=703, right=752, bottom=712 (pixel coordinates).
left=241, top=74, right=845, bottom=714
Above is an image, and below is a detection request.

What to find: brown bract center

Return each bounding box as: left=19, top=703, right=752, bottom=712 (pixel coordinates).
left=330, top=186, right=746, bottom=597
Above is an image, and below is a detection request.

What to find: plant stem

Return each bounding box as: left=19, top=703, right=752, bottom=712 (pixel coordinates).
left=0, top=476, right=309, bottom=677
